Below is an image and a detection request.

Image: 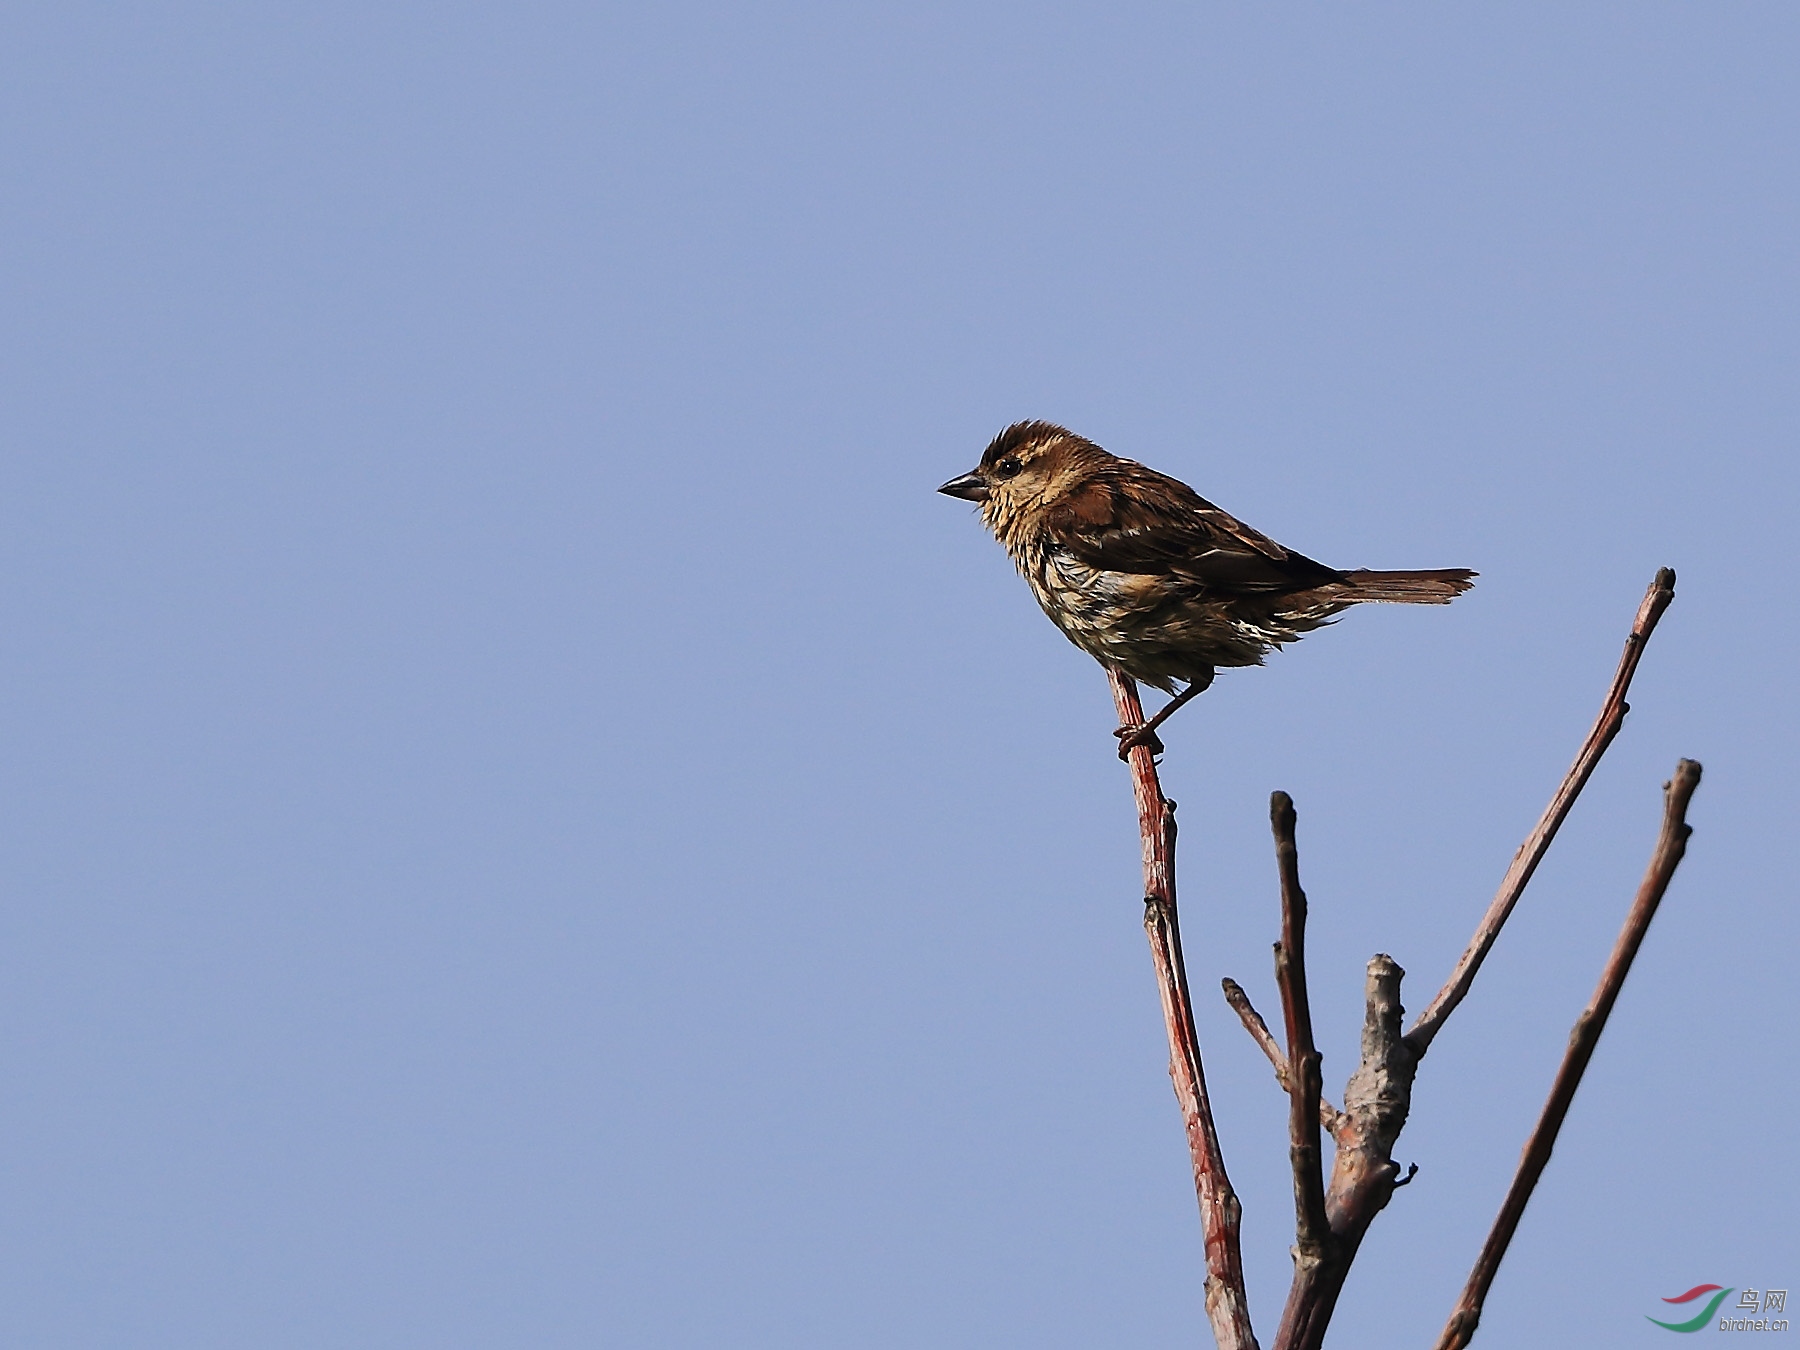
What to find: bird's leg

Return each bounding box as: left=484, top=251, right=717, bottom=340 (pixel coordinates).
left=1114, top=669, right=1215, bottom=760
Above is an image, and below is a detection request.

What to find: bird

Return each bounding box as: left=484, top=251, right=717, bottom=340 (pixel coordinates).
left=938, top=421, right=1474, bottom=758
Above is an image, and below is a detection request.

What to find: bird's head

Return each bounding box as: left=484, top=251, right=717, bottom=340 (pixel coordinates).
left=938, top=421, right=1107, bottom=529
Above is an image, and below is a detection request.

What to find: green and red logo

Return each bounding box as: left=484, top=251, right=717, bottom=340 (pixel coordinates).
left=1649, top=1285, right=1732, bottom=1333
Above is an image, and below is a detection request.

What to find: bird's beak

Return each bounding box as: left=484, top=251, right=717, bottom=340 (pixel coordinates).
left=937, top=471, right=990, bottom=502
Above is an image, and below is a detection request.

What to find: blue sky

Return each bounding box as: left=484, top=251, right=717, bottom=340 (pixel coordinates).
left=2, top=3, right=1795, bottom=1346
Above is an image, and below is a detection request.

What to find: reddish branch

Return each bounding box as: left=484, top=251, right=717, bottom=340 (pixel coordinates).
left=1107, top=668, right=1258, bottom=1350
left=1269, top=794, right=1330, bottom=1300
left=1434, top=759, right=1703, bottom=1350
left=1406, top=568, right=1677, bottom=1056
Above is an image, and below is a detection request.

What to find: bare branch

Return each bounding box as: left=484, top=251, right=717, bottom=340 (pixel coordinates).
left=1222, top=979, right=1345, bottom=1133
left=1406, top=567, right=1676, bottom=1056
left=1434, top=759, right=1702, bottom=1350
left=1221, top=978, right=1285, bottom=1075
left=1108, top=668, right=1258, bottom=1350
left=1272, top=954, right=1418, bottom=1350
left=1270, top=792, right=1329, bottom=1256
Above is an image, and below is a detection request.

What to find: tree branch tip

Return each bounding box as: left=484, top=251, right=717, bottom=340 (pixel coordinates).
left=1408, top=573, right=1681, bottom=1061
left=1393, top=1162, right=1420, bottom=1189
left=1637, top=567, right=1677, bottom=630
left=1105, top=664, right=1260, bottom=1348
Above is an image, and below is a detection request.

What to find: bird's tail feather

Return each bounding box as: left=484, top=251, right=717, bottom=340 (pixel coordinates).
left=1330, top=568, right=1476, bottom=604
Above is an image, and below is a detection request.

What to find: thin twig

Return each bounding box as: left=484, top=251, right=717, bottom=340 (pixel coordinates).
left=1270, top=793, right=1329, bottom=1258
left=1108, top=667, right=1259, bottom=1350
left=1435, top=760, right=1702, bottom=1350
left=1221, top=979, right=1345, bottom=1133
left=1406, top=567, right=1676, bottom=1056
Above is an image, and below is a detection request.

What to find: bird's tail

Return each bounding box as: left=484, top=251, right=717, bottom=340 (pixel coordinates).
left=1331, top=568, right=1476, bottom=604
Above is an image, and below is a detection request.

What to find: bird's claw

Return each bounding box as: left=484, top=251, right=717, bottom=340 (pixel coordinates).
left=1114, top=724, right=1165, bottom=761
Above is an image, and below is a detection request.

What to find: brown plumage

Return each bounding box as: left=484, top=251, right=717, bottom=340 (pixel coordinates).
left=939, top=421, right=1474, bottom=755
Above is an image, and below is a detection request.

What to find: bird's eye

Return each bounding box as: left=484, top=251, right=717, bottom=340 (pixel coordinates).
left=995, top=456, right=1023, bottom=478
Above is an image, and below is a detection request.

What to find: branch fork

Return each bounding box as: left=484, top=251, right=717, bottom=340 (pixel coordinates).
left=1105, top=569, right=1698, bottom=1350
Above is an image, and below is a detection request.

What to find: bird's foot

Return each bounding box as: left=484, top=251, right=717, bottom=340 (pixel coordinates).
left=1114, top=723, right=1165, bottom=761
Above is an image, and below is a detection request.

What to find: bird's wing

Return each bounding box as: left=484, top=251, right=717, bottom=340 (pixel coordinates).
left=1045, top=461, right=1339, bottom=592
